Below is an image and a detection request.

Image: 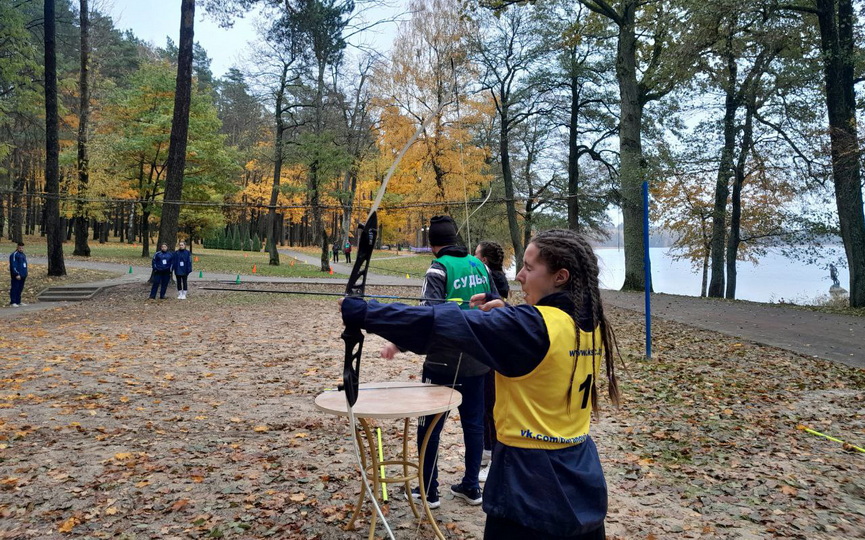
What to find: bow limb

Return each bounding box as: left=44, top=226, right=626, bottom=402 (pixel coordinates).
left=340, top=211, right=396, bottom=539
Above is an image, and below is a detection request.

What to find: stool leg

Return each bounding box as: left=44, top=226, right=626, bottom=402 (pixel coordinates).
left=418, top=412, right=446, bottom=540
left=345, top=421, right=370, bottom=531
left=359, top=419, right=381, bottom=540
left=402, top=418, right=420, bottom=518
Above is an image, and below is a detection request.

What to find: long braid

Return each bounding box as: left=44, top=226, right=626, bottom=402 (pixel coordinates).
left=531, top=229, right=622, bottom=413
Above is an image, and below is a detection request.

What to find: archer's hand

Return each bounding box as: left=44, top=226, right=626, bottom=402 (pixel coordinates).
left=380, top=342, right=400, bottom=359
left=470, top=292, right=505, bottom=311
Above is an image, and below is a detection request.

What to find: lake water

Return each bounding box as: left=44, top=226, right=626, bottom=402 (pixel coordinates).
left=506, top=246, right=848, bottom=304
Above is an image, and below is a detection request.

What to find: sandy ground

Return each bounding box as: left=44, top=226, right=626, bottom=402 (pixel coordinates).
left=0, top=283, right=863, bottom=539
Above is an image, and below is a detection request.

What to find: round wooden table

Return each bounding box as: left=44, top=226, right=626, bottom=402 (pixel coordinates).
left=315, top=382, right=463, bottom=540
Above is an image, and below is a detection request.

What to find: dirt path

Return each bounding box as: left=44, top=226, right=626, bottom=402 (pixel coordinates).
left=602, top=291, right=864, bottom=369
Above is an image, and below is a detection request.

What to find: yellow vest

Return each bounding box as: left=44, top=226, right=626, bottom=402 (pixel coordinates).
left=494, top=305, right=602, bottom=450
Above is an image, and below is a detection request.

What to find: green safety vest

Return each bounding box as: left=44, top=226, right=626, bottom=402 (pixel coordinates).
left=436, top=254, right=492, bottom=309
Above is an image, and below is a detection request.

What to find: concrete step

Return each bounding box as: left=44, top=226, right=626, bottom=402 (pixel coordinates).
left=37, top=286, right=102, bottom=302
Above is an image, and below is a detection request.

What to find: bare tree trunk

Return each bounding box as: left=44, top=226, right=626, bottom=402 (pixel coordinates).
left=157, top=0, right=195, bottom=251
left=708, top=43, right=738, bottom=298
left=500, top=102, right=523, bottom=270
left=267, top=65, right=289, bottom=266
left=11, top=173, right=24, bottom=243
left=616, top=1, right=647, bottom=291
left=815, top=0, right=865, bottom=307
left=43, top=0, right=66, bottom=276
left=725, top=104, right=755, bottom=299
left=73, top=0, right=91, bottom=256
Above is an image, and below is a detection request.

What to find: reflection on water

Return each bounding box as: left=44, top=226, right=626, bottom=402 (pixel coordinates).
left=506, top=246, right=848, bottom=304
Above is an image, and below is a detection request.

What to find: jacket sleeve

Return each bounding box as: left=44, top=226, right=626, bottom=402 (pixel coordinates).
left=420, top=261, right=448, bottom=305
left=151, top=254, right=158, bottom=271
left=342, top=298, right=550, bottom=377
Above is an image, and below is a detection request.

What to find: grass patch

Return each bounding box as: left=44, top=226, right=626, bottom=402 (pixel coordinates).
left=13, top=237, right=346, bottom=279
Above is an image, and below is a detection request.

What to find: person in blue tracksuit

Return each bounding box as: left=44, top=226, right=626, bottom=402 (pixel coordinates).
left=173, top=241, right=192, bottom=299
left=341, top=228, right=621, bottom=539
left=149, top=243, right=173, bottom=300
left=9, top=242, right=28, bottom=307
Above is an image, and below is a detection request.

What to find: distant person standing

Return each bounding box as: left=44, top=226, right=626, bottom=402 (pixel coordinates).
left=332, top=241, right=340, bottom=263
left=344, top=241, right=352, bottom=264
left=9, top=242, right=28, bottom=307
left=174, top=241, right=192, bottom=299
left=149, top=243, right=173, bottom=300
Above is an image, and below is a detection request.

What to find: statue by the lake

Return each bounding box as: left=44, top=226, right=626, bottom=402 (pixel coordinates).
left=829, top=263, right=840, bottom=288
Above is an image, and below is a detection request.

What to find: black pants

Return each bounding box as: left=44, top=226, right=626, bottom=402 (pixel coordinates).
left=10, top=276, right=25, bottom=305
left=484, top=516, right=605, bottom=540
left=175, top=274, right=188, bottom=291
left=332, top=251, right=339, bottom=262
left=149, top=271, right=171, bottom=299
left=344, top=252, right=351, bottom=263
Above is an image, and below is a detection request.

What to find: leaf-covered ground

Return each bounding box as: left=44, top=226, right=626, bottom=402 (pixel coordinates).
left=0, top=283, right=863, bottom=539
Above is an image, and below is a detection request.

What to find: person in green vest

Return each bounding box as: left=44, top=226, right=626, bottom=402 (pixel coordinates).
left=382, top=215, right=497, bottom=508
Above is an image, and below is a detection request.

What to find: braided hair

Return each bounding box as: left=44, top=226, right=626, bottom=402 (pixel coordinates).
left=476, top=241, right=505, bottom=272
left=530, top=229, right=621, bottom=412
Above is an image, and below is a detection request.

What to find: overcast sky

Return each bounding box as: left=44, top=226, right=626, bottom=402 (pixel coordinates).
left=105, top=0, right=404, bottom=80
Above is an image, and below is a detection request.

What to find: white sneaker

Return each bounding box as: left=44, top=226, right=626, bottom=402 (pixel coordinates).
left=178, top=292, right=183, bottom=299
left=10, top=304, right=19, bottom=308
left=481, top=449, right=492, bottom=466
left=479, top=463, right=491, bottom=483
left=18, top=303, right=27, bottom=307
left=182, top=291, right=187, bottom=299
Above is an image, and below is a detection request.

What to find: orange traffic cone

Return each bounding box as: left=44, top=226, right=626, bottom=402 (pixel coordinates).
left=329, top=267, right=334, bottom=275
left=290, top=260, right=295, bottom=267
left=252, top=264, right=257, bottom=274
left=194, top=256, right=199, bottom=262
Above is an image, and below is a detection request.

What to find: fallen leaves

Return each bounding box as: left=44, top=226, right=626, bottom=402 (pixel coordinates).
left=1, top=283, right=863, bottom=539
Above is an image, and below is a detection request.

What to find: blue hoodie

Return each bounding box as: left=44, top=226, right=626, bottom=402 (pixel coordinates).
left=152, top=250, right=174, bottom=272
left=9, top=250, right=27, bottom=278
left=173, top=249, right=192, bottom=276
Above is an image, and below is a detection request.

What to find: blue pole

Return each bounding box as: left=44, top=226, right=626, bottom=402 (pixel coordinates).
left=642, top=181, right=652, bottom=359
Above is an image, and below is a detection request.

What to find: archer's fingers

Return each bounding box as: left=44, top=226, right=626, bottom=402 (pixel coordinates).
left=477, top=299, right=505, bottom=312
left=469, top=292, right=489, bottom=308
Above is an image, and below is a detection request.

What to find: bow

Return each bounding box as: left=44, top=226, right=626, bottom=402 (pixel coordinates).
left=337, top=95, right=453, bottom=539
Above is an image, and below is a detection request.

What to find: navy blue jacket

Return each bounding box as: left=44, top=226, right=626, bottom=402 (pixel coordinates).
left=9, top=251, right=28, bottom=279
left=341, top=292, right=607, bottom=536
left=152, top=250, right=174, bottom=272
left=173, top=249, right=192, bottom=276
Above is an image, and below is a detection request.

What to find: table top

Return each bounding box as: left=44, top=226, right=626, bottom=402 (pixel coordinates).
left=314, top=382, right=462, bottom=419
